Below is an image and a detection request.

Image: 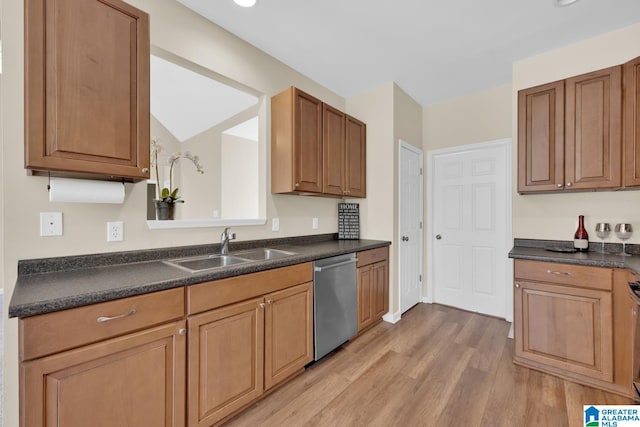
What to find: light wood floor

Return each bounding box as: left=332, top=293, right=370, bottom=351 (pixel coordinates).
left=225, top=303, right=633, bottom=427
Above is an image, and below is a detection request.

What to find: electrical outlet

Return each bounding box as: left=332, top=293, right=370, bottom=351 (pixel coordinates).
left=312, top=217, right=319, bottom=230
left=40, top=212, right=63, bottom=236
left=107, top=221, right=124, bottom=242
left=272, top=218, right=280, bottom=232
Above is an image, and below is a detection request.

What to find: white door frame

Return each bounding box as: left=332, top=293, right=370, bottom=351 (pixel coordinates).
left=426, top=138, right=513, bottom=322
left=398, top=139, right=424, bottom=317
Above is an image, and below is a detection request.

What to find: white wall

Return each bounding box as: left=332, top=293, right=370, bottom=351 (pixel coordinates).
left=221, top=134, right=259, bottom=219
left=512, top=23, right=640, bottom=244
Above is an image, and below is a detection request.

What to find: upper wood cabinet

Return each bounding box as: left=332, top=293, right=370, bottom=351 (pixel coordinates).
left=518, top=81, right=565, bottom=192
left=518, top=65, right=622, bottom=193
left=345, top=115, right=367, bottom=198
left=624, top=56, right=640, bottom=187
left=24, top=0, right=151, bottom=180
left=271, top=87, right=367, bottom=197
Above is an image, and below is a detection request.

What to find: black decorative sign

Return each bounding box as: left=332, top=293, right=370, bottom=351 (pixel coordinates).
left=338, top=203, right=360, bottom=240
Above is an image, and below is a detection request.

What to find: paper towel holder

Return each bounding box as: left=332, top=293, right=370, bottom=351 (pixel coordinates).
left=47, top=174, right=127, bottom=204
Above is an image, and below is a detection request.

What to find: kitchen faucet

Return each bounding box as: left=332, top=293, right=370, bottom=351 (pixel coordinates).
left=220, top=227, right=236, bottom=255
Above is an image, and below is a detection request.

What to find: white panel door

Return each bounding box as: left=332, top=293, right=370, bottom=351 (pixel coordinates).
left=432, top=142, right=508, bottom=318
left=399, top=141, right=423, bottom=314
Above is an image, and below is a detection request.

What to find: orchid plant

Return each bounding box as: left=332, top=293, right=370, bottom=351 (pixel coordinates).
left=151, top=136, right=205, bottom=204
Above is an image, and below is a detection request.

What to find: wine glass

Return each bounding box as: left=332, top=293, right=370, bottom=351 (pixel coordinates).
left=595, top=223, right=611, bottom=253
left=615, top=223, right=633, bottom=256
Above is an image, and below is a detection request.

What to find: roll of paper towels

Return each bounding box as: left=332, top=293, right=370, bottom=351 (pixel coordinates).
left=49, top=178, right=125, bottom=204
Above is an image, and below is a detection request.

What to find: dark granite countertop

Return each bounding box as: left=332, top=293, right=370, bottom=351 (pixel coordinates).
left=9, top=234, right=391, bottom=318
left=509, top=238, right=640, bottom=273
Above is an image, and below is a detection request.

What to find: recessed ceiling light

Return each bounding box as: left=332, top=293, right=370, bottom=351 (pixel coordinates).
left=556, top=0, right=579, bottom=6
left=234, top=0, right=257, bottom=7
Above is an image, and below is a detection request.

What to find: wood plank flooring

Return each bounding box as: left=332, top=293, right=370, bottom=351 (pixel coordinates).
left=225, top=303, right=633, bottom=427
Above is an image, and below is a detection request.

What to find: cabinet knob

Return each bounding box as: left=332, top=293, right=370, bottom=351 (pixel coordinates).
left=295, top=183, right=300, bottom=188
left=435, top=234, right=442, bottom=240
left=402, top=236, right=409, bottom=242
left=515, top=283, right=520, bottom=288
left=266, top=299, right=273, bottom=305
left=566, top=182, right=572, bottom=187
left=259, top=303, right=266, bottom=309
left=556, top=183, right=563, bottom=188
left=142, top=167, right=149, bottom=174
left=178, top=328, right=187, bottom=335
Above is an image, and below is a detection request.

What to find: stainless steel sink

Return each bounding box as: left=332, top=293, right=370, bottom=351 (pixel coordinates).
left=234, top=248, right=296, bottom=261
left=165, top=248, right=296, bottom=273
left=165, top=255, right=249, bottom=272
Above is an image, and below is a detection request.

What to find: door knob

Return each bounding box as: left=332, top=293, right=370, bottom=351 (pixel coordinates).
left=435, top=234, right=442, bottom=240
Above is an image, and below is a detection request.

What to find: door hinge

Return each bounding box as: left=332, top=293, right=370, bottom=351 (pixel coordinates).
left=420, top=167, right=423, bottom=176
left=420, top=221, right=423, bottom=229
left=419, top=274, right=422, bottom=282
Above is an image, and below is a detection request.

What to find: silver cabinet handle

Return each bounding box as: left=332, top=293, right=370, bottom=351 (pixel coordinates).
left=546, top=269, right=572, bottom=277
left=556, top=183, right=563, bottom=188
left=435, top=234, right=442, bottom=240
left=566, top=182, right=573, bottom=187
left=97, top=309, right=137, bottom=323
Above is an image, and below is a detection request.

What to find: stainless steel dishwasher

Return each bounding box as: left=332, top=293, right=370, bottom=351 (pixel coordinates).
left=313, top=253, right=358, bottom=360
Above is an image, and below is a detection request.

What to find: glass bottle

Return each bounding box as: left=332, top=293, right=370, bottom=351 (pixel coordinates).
left=574, top=215, right=589, bottom=252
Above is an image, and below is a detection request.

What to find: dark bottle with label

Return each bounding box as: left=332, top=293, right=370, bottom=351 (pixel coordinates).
left=574, top=215, right=589, bottom=252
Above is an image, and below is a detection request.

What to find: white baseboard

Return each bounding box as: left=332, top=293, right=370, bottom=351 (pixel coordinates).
left=507, top=323, right=514, bottom=339
left=382, top=311, right=401, bottom=324
left=422, top=296, right=432, bottom=304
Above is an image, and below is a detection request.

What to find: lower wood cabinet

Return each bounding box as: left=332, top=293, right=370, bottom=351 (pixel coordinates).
left=357, top=247, right=389, bottom=332
left=187, top=281, right=313, bottom=427
left=19, top=288, right=186, bottom=427
left=513, top=259, right=634, bottom=396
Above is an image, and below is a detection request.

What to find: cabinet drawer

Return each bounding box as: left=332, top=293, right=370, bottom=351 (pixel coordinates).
left=357, top=246, right=388, bottom=267
left=514, top=260, right=612, bottom=291
left=20, top=288, right=185, bottom=361
left=187, top=263, right=313, bottom=315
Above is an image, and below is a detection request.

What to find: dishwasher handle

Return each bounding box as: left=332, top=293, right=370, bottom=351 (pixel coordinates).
left=314, top=258, right=358, bottom=272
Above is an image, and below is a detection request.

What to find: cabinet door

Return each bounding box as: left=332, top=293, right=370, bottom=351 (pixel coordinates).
left=323, top=104, right=346, bottom=196
left=25, top=0, right=150, bottom=180
left=345, top=115, right=367, bottom=198
left=624, top=56, right=640, bottom=187
left=294, top=89, right=323, bottom=193
left=565, top=65, right=622, bottom=190
left=514, top=280, right=613, bottom=382
left=517, top=81, right=565, bottom=193
left=357, top=265, right=374, bottom=332
left=264, top=282, right=314, bottom=390
left=21, top=320, right=186, bottom=427
left=372, top=260, right=389, bottom=319
left=188, top=298, right=264, bottom=427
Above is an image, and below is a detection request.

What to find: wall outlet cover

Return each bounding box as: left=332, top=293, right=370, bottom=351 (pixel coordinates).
left=272, top=217, right=280, bottom=232
left=312, top=217, right=319, bottom=230
left=40, top=212, right=63, bottom=236
left=107, top=221, right=124, bottom=242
